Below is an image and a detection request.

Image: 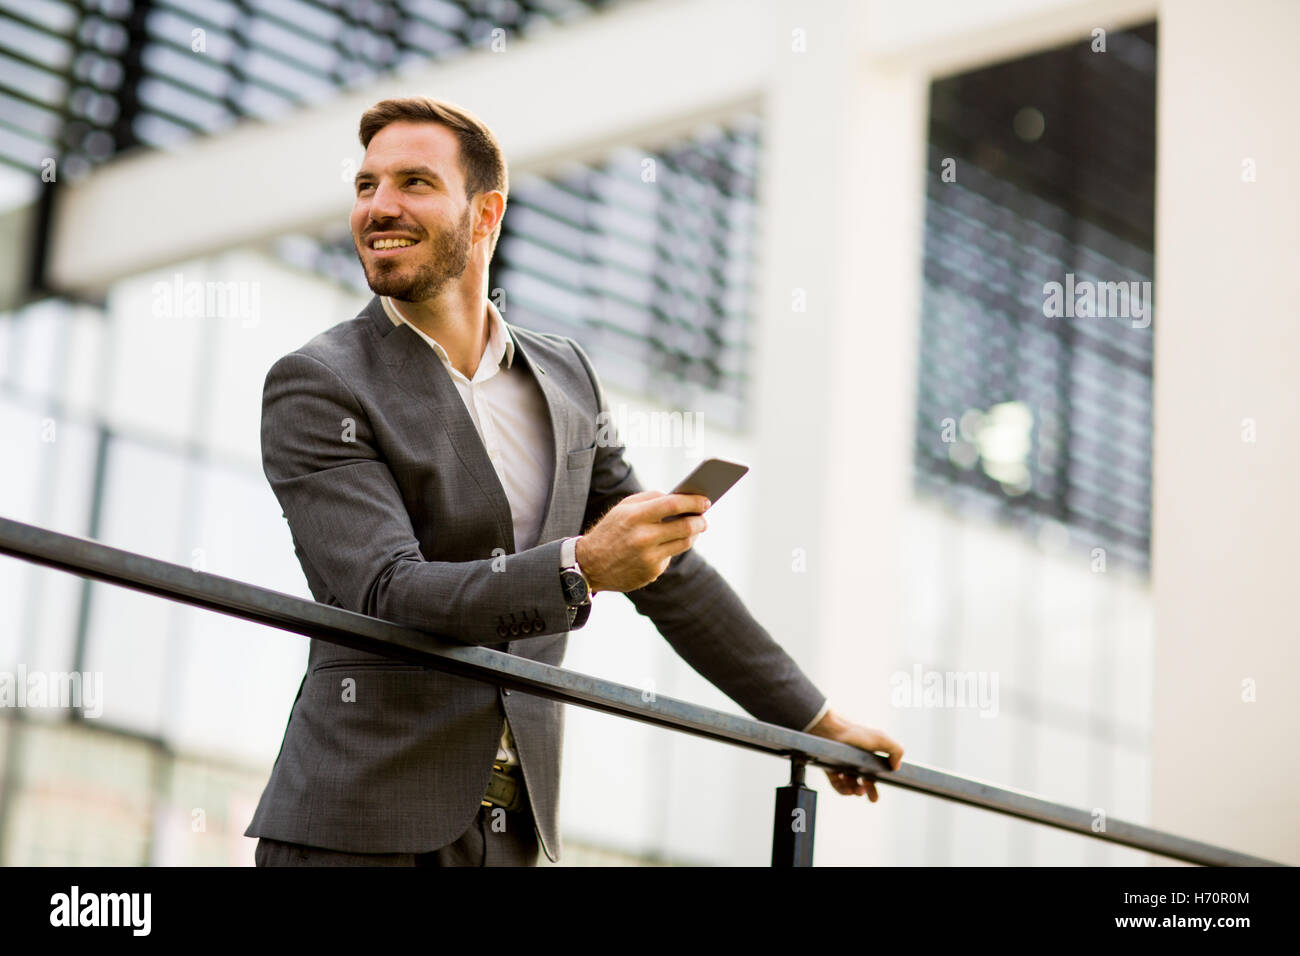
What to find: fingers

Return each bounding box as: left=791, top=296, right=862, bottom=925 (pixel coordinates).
left=656, top=514, right=706, bottom=544
left=826, top=771, right=850, bottom=794
left=824, top=769, right=878, bottom=799
left=641, top=493, right=711, bottom=523
left=826, top=770, right=889, bottom=801
left=653, top=516, right=707, bottom=556
left=850, top=727, right=904, bottom=772
left=638, top=512, right=705, bottom=573
left=644, top=533, right=700, bottom=575
left=869, top=731, right=904, bottom=772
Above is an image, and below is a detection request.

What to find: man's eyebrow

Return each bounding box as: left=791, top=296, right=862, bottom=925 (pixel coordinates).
left=354, top=166, right=445, bottom=186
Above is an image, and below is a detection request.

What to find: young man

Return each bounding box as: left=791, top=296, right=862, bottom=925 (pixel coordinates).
left=246, top=97, right=902, bottom=866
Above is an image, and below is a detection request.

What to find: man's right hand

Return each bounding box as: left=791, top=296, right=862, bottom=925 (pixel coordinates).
left=575, top=490, right=711, bottom=593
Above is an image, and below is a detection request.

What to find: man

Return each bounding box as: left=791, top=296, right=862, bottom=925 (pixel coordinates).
left=246, top=96, right=902, bottom=866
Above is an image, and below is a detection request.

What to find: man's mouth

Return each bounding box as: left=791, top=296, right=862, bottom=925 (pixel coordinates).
left=368, top=236, right=420, bottom=252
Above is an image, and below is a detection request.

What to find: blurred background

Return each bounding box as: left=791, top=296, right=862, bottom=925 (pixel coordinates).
left=0, top=0, right=1295, bottom=866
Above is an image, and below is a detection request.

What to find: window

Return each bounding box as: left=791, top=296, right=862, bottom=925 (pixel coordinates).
left=914, top=23, right=1157, bottom=571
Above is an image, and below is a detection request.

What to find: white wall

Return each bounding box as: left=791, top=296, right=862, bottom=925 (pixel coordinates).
left=1150, top=0, right=1300, bottom=866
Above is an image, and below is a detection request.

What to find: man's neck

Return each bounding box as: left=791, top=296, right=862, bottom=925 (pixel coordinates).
left=390, top=284, right=490, bottom=380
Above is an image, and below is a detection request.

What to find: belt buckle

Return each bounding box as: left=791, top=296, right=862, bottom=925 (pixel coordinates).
left=481, top=763, right=522, bottom=812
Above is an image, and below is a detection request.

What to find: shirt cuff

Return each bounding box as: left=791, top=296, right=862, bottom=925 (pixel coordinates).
left=801, top=699, right=832, bottom=733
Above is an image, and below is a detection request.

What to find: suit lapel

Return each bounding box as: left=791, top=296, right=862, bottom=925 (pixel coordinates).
left=364, top=296, right=571, bottom=553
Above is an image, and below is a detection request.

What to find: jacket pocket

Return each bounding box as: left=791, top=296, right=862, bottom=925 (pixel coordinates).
left=566, top=443, right=597, bottom=470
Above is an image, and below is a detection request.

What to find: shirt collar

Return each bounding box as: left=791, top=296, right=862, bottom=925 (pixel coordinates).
left=381, top=295, right=515, bottom=376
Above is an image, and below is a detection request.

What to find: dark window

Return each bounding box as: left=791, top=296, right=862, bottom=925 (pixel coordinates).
left=914, top=23, right=1157, bottom=571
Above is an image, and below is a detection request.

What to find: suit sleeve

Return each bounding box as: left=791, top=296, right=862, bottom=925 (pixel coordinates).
left=261, top=350, right=574, bottom=645
left=569, top=340, right=828, bottom=732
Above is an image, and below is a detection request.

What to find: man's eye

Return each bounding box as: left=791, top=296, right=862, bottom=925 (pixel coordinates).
left=410, top=178, right=431, bottom=187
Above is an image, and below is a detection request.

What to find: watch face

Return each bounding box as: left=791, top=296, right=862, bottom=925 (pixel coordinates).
left=560, top=569, right=589, bottom=605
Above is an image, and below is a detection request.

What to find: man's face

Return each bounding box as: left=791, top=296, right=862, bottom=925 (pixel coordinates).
left=351, top=121, right=479, bottom=301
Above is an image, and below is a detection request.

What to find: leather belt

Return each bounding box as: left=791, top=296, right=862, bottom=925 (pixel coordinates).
left=481, top=762, right=523, bottom=812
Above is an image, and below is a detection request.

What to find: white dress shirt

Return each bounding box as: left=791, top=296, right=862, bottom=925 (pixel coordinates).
left=382, top=295, right=830, bottom=760
left=382, top=295, right=554, bottom=768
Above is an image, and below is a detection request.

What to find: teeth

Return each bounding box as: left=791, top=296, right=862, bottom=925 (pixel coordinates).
left=373, top=238, right=416, bottom=249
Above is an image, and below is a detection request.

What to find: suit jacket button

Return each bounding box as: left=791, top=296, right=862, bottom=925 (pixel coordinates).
left=535, top=618, right=544, bottom=631
left=497, top=625, right=509, bottom=639
left=519, top=622, right=533, bottom=635
left=509, top=622, right=520, bottom=636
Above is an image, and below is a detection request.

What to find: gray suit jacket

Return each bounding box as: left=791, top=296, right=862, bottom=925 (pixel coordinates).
left=244, top=295, right=827, bottom=862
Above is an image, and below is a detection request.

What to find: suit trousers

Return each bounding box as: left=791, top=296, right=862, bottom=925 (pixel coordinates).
left=254, top=781, right=539, bottom=867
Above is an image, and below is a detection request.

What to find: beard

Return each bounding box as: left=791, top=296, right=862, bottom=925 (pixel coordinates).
left=355, top=204, right=473, bottom=301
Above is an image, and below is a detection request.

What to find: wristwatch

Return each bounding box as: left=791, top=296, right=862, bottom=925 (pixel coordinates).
left=559, top=536, right=591, bottom=624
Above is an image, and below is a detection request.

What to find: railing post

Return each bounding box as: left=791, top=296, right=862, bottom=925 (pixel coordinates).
left=771, top=756, right=817, bottom=867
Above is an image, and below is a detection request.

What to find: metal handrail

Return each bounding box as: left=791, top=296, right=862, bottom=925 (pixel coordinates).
left=0, top=515, right=1284, bottom=867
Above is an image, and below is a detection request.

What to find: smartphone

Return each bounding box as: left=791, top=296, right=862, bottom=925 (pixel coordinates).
left=661, top=457, right=749, bottom=521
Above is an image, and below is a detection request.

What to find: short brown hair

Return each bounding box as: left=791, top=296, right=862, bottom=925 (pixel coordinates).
left=358, top=97, right=509, bottom=259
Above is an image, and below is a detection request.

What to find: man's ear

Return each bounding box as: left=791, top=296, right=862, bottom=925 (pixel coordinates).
left=473, top=190, right=506, bottom=245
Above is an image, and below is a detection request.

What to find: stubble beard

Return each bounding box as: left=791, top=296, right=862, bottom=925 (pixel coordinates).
left=357, top=204, right=473, bottom=301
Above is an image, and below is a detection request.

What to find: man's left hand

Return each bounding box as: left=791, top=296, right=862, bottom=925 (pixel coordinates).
left=805, top=708, right=903, bottom=802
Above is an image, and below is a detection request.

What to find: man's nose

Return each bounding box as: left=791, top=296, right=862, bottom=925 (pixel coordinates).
left=367, top=181, right=403, bottom=220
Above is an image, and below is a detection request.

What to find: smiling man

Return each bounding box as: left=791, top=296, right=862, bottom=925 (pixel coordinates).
left=245, top=96, right=902, bottom=867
